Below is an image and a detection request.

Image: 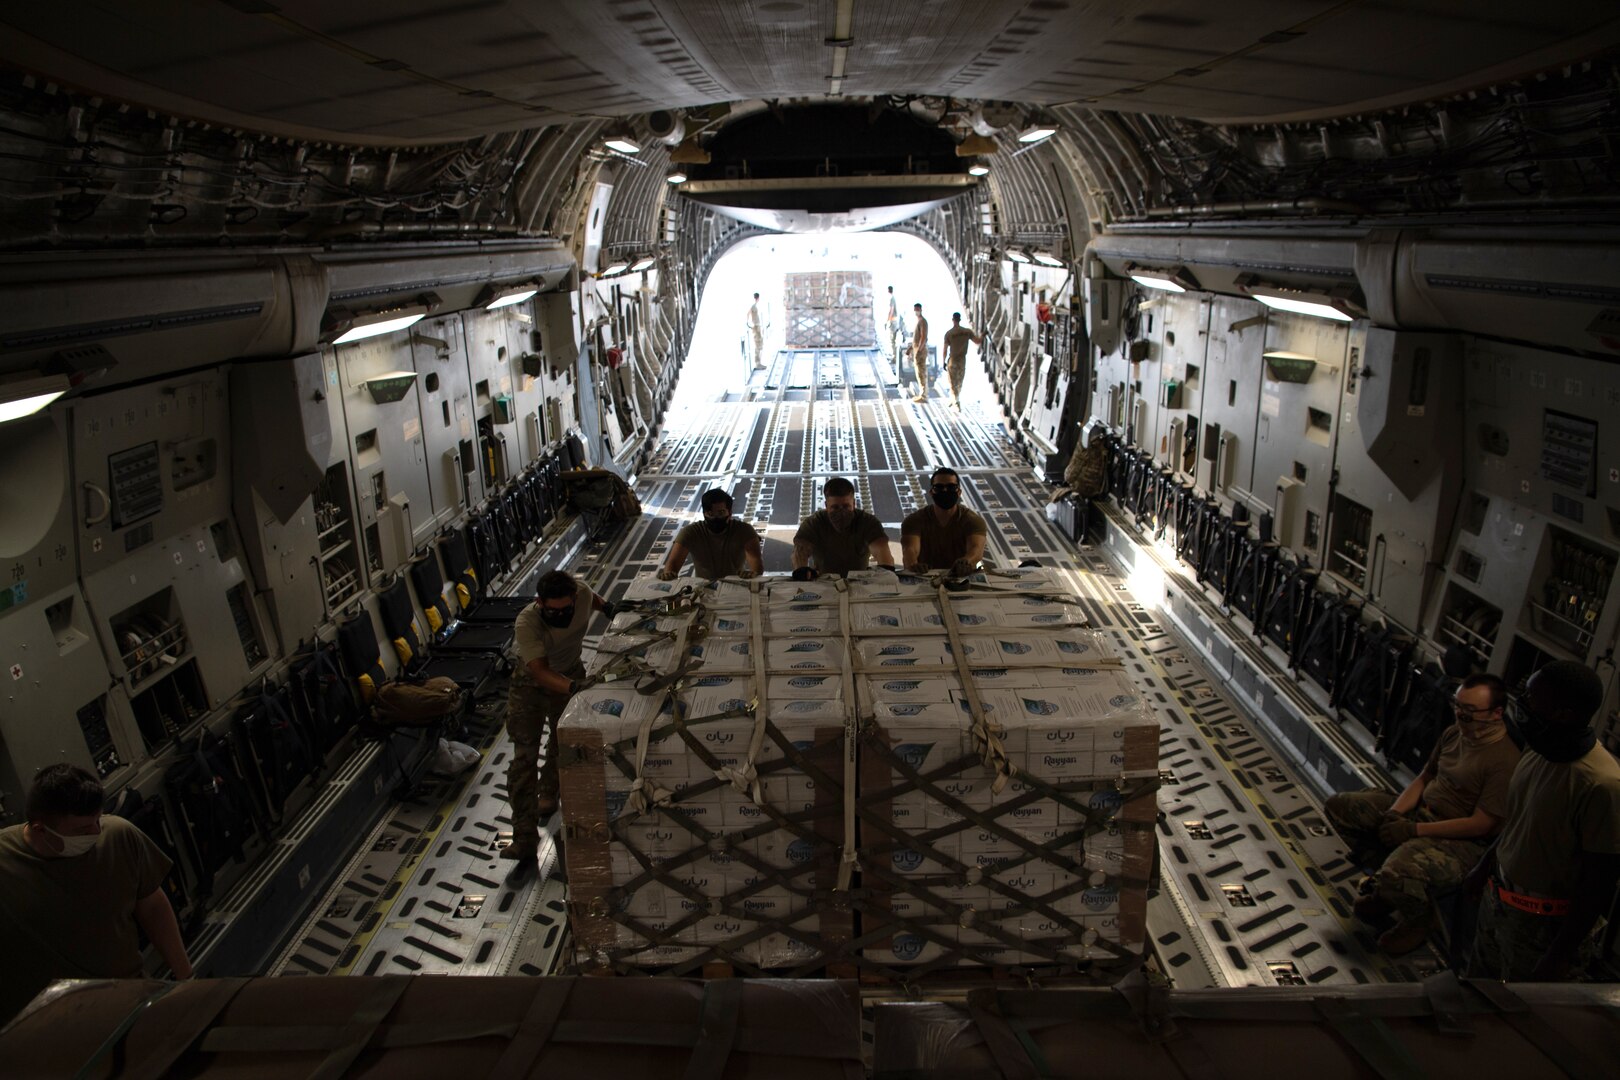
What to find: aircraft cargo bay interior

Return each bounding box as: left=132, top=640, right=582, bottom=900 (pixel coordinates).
left=0, top=3, right=1618, bottom=1076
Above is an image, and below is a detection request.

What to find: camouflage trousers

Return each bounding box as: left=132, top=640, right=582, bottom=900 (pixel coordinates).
left=1467, top=883, right=1603, bottom=981
left=1323, top=789, right=1485, bottom=925
left=504, top=664, right=580, bottom=850
left=947, top=355, right=967, bottom=400
left=913, top=347, right=930, bottom=392
left=751, top=329, right=764, bottom=367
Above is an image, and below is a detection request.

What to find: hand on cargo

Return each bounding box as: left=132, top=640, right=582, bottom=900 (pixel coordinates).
left=656, top=567, right=677, bottom=581
left=792, top=566, right=819, bottom=581
left=906, top=562, right=928, bottom=575
left=950, top=557, right=978, bottom=578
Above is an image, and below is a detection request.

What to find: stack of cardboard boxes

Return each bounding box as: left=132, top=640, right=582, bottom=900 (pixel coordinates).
left=558, top=568, right=1157, bottom=975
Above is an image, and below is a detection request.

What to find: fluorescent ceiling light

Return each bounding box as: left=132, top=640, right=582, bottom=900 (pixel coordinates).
left=332, top=311, right=427, bottom=344
left=483, top=286, right=538, bottom=310
left=1250, top=291, right=1353, bottom=322
left=666, top=171, right=688, bottom=184
left=0, top=374, right=71, bottom=424
left=1131, top=274, right=1185, bottom=293
left=604, top=136, right=642, bottom=154
left=630, top=256, right=658, bottom=272
left=1005, top=249, right=1032, bottom=264
left=968, top=164, right=990, bottom=177
left=1033, top=250, right=1065, bottom=267
left=1017, top=124, right=1057, bottom=144
left=601, top=261, right=630, bottom=277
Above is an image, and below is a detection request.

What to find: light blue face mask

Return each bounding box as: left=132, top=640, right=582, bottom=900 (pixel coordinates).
left=37, top=823, right=99, bottom=858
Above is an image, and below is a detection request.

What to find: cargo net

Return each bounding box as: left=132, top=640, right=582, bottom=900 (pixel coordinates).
left=783, top=270, right=878, bottom=348
left=558, top=569, right=1159, bottom=984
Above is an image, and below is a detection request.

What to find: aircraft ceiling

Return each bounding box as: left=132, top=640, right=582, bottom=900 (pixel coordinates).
left=2, top=2, right=1618, bottom=146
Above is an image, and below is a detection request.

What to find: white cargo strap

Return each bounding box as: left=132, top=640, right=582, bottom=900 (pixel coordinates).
left=628, top=614, right=699, bottom=815
left=628, top=700, right=676, bottom=816
left=713, top=580, right=767, bottom=802
left=934, top=582, right=1014, bottom=793
left=835, top=576, right=859, bottom=889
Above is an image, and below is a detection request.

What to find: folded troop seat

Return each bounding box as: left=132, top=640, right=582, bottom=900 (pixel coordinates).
left=438, top=528, right=532, bottom=625
left=377, top=577, right=499, bottom=694
left=336, top=606, right=453, bottom=798
left=405, top=553, right=513, bottom=655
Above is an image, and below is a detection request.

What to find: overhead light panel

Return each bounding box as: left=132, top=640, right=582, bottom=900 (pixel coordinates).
left=600, top=261, right=630, bottom=278
left=1127, top=264, right=1200, bottom=293
left=1005, top=249, right=1032, bottom=264
left=630, top=256, right=658, bottom=272
left=1017, top=124, right=1057, bottom=144
left=1033, top=250, right=1065, bottom=268
left=330, top=304, right=432, bottom=345
left=968, top=164, right=990, bottom=177
left=0, top=374, right=71, bottom=424
left=1244, top=286, right=1360, bottom=320
left=666, top=170, right=688, bottom=184
left=478, top=283, right=539, bottom=310
left=604, top=134, right=642, bottom=154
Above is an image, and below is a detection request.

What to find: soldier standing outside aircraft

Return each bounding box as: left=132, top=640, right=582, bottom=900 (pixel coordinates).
left=910, top=303, right=930, bottom=402
left=884, top=285, right=900, bottom=364
left=941, top=312, right=984, bottom=410
left=748, top=291, right=765, bottom=370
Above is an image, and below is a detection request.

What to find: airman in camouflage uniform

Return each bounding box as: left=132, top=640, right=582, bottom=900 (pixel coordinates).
left=503, top=569, right=613, bottom=884
left=1323, top=674, right=1519, bottom=956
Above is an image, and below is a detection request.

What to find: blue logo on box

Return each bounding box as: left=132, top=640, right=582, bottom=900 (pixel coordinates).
left=787, top=640, right=822, bottom=652
left=784, top=702, right=821, bottom=713
left=1056, top=640, right=1091, bottom=655
left=892, top=934, right=926, bottom=961
left=1109, top=694, right=1138, bottom=708
left=604, top=790, right=630, bottom=818
left=999, top=641, right=1033, bottom=655
left=882, top=680, right=922, bottom=693
left=959, top=613, right=988, bottom=625
left=721, top=698, right=750, bottom=711
left=886, top=704, right=926, bottom=716
left=1088, top=791, right=1126, bottom=813
left=694, top=676, right=732, bottom=687
left=893, top=743, right=935, bottom=770
left=791, top=661, right=823, bottom=669
left=717, top=618, right=745, bottom=631
left=892, top=848, right=925, bottom=872
left=878, top=644, right=913, bottom=655
left=1032, top=614, right=1063, bottom=623
left=791, top=625, right=821, bottom=633
left=873, top=615, right=900, bottom=627
left=788, top=676, right=828, bottom=689
left=881, top=658, right=917, bottom=667
left=1021, top=698, right=1060, bottom=716
left=787, top=838, right=816, bottom=864
left=591, top=698, right=627, bottom=716
left=1082, top=887, right=1119, bottom=910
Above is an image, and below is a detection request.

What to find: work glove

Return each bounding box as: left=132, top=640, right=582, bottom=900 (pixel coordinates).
left=656, top=567, right=677, bottom=582
left=950, top=557, right=978, bottom=578
left=791, top=566, right=819, bottom=582
left=905, top=562, right=928, bottom=575
left=600, top=599, right=619, bottom=619
left=1377, top=818, right=1419, bottom=847
left=738, top=566, right=755, bottom=579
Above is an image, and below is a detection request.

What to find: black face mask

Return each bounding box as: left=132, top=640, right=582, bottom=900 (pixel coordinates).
left=1516, top=698, right=1598, bottom=763
left=827, top=508, right=855, bottom=530
left=541, top=605, right=575, bottom=628
left=705, top=516, right=730, bottom=534
left=931, top=486, right=960, bottom=510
